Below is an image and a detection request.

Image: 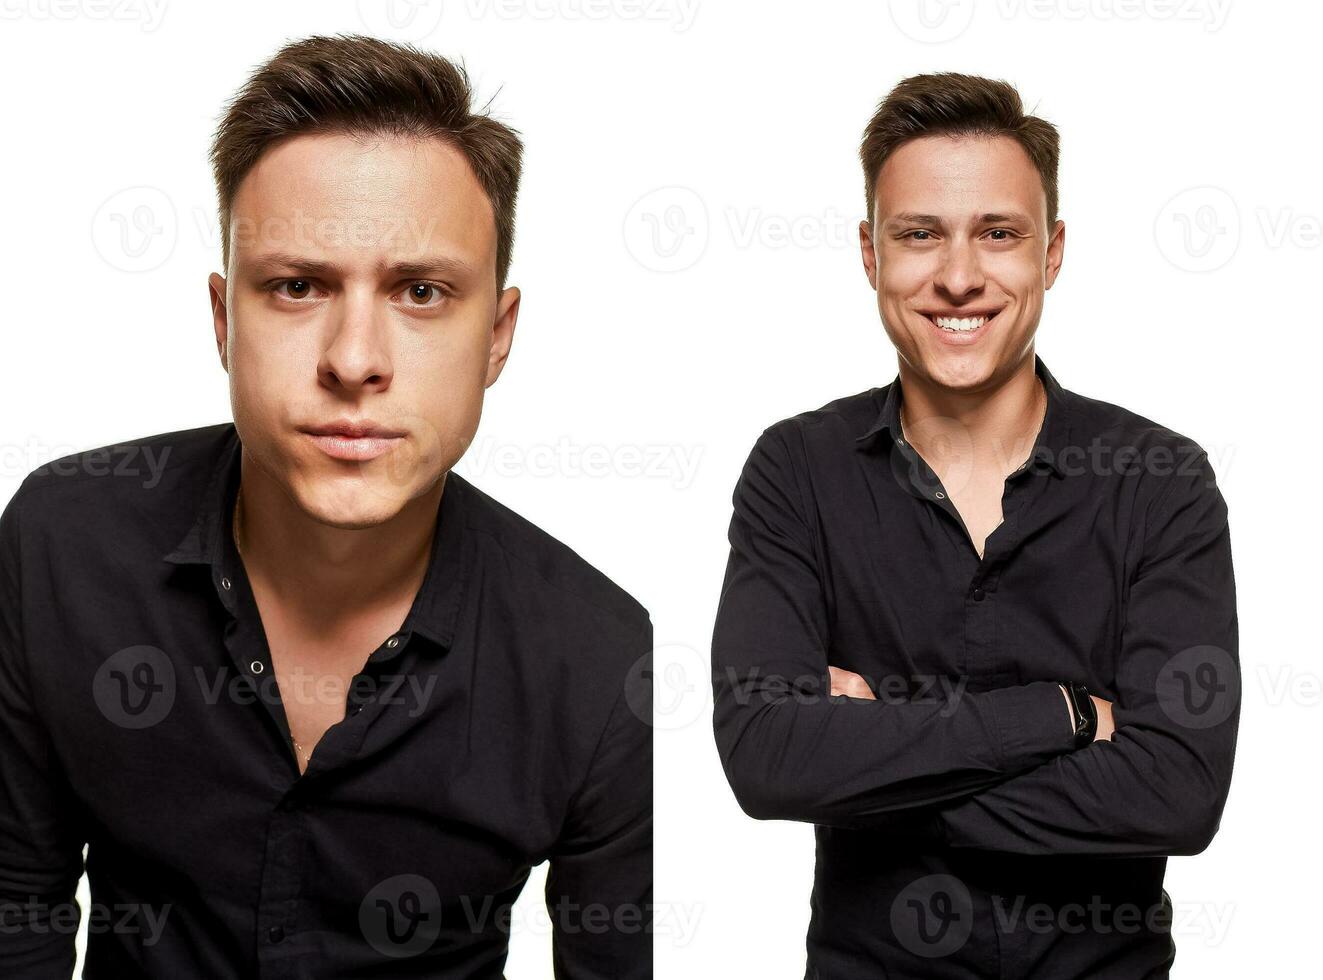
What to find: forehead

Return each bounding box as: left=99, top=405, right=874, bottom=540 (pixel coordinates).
left=229, top=131, right=497, bottom=272
left=874, top=134, right=1046, bottom=225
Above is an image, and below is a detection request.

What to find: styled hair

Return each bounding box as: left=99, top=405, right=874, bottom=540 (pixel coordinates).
left=209, top=34, right=523, bottom=290
left=859, top=72, right=1059, bottom=229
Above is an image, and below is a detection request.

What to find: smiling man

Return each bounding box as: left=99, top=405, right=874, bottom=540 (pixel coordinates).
left=711, top=73, right=1239, bottom=978
left=0, top=35, right=651, bottom=979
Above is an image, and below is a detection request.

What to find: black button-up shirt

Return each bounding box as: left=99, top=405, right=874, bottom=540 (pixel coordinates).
left=0, top=422, right=652, bottom=979
left=711, top=355, right=1239, bottom=979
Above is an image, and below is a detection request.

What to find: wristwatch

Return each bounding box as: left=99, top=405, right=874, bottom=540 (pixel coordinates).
left=1061, top=681, right=1097, bottom=748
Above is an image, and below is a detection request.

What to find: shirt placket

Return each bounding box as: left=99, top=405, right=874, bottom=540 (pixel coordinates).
left=891, top=438, right=1044, bottom=980
left=891, top=435, right=1038, bottom=688
left=214, top=539, right=421, bottom=974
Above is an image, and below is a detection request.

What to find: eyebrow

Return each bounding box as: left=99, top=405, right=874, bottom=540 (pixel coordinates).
left=242, top=252, right=477, bottom=280
left=884, top=211, right=1035, bottom=229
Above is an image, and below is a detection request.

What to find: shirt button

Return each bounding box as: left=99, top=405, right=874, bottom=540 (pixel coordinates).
left=220, top=577, right=232, bottom=591
left=935, top=491, right=946, bottom=500
left=386, top=635, right=400, bottom=649
left=250, top=660, right=265, bottom=674
left=267, top=925, right=285, bottom=944
left=972, top=587, right=986, bottom=602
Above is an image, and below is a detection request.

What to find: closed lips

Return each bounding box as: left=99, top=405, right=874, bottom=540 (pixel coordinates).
left=303, top=423, right=405, bottom=439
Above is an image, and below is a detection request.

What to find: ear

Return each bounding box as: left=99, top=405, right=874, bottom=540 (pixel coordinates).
left=1044, top=219, right=1066, bottom=290
left=485, top=285, right=521, bottom=388
left=859, top=219, right=879, bottom=290
left=209, top=271, right=229, bottom=371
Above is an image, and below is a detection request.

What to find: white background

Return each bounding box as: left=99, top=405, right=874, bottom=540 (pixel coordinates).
left=1, top=1, right=1318, bottom=977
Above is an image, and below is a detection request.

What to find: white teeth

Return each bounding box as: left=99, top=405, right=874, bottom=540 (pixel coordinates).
left=933, top=315, right=988, bottom=332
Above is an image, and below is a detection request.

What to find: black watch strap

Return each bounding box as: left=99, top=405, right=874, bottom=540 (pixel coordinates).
left=1062, top=682, right=1096, bottom=748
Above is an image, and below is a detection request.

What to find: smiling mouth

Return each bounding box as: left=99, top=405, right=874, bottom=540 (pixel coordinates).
left=924, top=310, right=1004, bottom=333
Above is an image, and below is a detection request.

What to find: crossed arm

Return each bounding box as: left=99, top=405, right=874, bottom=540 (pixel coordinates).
left=710, top=426, right=1240, bottom=858
left=829, top=667, right=1116, bottom=746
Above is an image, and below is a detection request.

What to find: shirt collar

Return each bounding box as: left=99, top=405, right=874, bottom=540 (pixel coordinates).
left=854, top=353, right=1072, bottom=477
left=162, top=424, right=469, bottom=650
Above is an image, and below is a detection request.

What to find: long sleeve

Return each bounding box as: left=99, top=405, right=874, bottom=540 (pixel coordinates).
left=711, top=426, right=1077, bottom=829
left=0, top=482, right=86, bottom=978
left=544, top=620, right=653, bottom=980
left=934, top=451, right=1240, bottom=857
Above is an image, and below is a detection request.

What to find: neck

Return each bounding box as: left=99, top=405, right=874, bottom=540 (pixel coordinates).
left=897, top=353, right=1045, bottom=476
left=233, top=451, right=443, bottom=619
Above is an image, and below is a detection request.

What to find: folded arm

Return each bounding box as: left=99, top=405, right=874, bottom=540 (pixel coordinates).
left=710, top=426, right=1079, bottom=829
left=932, top=451, right=1240, bottom=857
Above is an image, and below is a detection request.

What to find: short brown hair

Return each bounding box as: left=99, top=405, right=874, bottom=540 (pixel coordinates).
left=859, top=72, right=1059, bottom=230
left=209, top=34, right=523, bottom=290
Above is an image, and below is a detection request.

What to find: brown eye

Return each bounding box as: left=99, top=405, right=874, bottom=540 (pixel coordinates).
left=282, top=279, right=311, bottom=298
left=404, top=283, right=446, bottom=307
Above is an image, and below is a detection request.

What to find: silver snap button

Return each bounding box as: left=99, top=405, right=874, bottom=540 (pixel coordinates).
left=386, top=636, right=400, bottom=649
left=935, top=491, right=946, bottom=499
left=221, top=577, right=232, bottom=590
left=250, top=660, right=265, bottom=674
left=896, top=438, right=905, bottom=446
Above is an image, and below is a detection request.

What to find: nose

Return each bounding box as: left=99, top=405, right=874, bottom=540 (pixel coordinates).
left=317, top=286, right=394, bottom=394
left=932, top=236, right=985, bottom=300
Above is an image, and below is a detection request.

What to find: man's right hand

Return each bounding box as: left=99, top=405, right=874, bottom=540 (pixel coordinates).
left=1092, top=696, right=1116, bottom=742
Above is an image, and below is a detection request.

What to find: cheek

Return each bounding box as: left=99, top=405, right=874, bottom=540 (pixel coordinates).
left=230, top=296, right=313, bottom=371
left=877, top=253, right=935, bottom=297
left=230, top=324, right=306, bottom=422
left=989, top=252, right=1046, bottom=290
left=229, top=330, right=282, bottom=413
left=409, top=325, right=493, bottom=445
left=413, top=315, right=493, bottom=383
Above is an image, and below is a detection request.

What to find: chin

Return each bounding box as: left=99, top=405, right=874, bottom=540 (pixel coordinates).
left=915, top=349, right=1004, bottom=392
left=289, top=473, right=411, bottom=529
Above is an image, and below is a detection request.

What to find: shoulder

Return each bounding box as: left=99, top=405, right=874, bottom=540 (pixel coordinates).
left=1064, top=389, right=1217, bottom=483
left=737, top=386, right=884, bottom=478
left=449, top=473, right=650, bottom=643
left=1065, top=388, right=1207, bottom=459
left=18, top=422, right=229, bottom=500
left=1060, top=388, right=1225, bottom=530
left=763, top=386, right=884, bottom=450
left=8, top=422, right=233, bottom=543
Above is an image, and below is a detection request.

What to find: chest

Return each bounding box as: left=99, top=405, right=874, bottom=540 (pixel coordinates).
left=817, top=461, right=1139, bottom=692
left=248, top=579, right=414, bottom=773
left=944, top=472, right=1012, bottom=558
